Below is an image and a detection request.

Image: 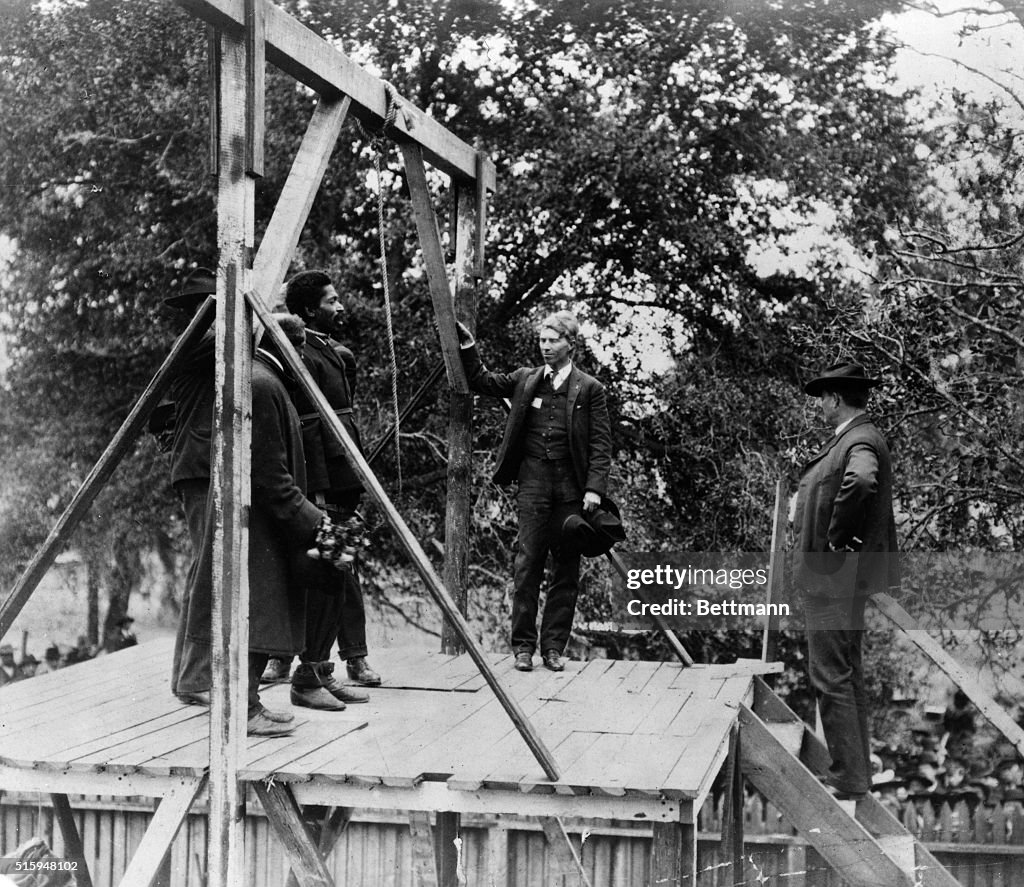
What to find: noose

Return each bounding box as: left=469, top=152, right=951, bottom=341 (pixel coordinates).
left=359, top=85, right=403, bottom=490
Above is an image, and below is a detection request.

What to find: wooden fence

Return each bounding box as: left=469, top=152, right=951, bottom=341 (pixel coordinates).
left=2, top=790, right=1023, bottom=886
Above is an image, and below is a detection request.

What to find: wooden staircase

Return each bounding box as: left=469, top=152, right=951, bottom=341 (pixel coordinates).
left=740, top=676, right=963, bottom=887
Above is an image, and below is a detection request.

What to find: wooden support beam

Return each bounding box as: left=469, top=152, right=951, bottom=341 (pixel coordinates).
left=0, top=297, right=215, bottom=642
left=441, top=184, right=478, bottom=654
left=247, top=295, right=561, bottom=781
left=649, top=821, right=696, bottom=887
left=738, top=704, right=913, bottom=887
left=244, top=0, right=265, bottom=175
left=873, top=592, right=1024, bottom=759
left=474, top=151, right=488, bottom=277
left=50, top=794, right=94, bottom=887
left=719, top=725, right=744, bottom=885
left=115, top=777, right=207, bottom=887
left=408, top=812, right=438, bottom=887
left=208, top=27, right=254, bottom=887
left=540, top=818, right=592, bottom=887
left=175, top=0, right=496, bottom=189
left=253, top=782, right=334, bottom=887
left=761, top=479, right=788, bottom=663
left=400, top=142, right=469, bottom=394
left=251, top=94, right=351, bottom=305
left=749, top=675, right=961, bottom=887
left=434, top=812, right=461, bottom=887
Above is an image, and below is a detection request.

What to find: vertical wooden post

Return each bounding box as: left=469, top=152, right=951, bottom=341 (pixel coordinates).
left=761, top=479, right=787, bottom=664
left=441, top=184, right=478, bottom=655
left=50, top=794, right=93, bottom=887
left=434, top=811, right=461, bottom=887
left=650, top=820, right=696, bottom=887
left=720, top=725, right=745, bottom=884
left=207, top=25, right=255, bottom=887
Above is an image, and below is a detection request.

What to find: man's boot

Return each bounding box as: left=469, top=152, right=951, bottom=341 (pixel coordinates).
left=316, top=661, right=369, bottom=704
left=346, top=656, right=381, bottom=686
left=261, top=656, right=292, bottom=685
left=290, top=661, right=346, bottom=711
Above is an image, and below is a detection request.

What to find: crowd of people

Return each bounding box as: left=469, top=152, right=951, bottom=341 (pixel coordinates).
left=0, top=618, right=137, bottom=687
left=871, top=690, right=1024, bottom=820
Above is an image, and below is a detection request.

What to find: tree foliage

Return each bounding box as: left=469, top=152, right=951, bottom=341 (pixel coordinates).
left=2, top=0, right=1000, bottom=678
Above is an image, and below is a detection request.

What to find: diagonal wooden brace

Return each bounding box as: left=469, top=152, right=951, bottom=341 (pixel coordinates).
left=399, top=142, right=469, bottom=394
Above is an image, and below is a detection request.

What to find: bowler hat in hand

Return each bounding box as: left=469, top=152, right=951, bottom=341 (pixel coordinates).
left=804, top=362, right=883, bottom=396
left=165, top=266, right=216, bottom=310
left=561, top=498, right=626, bottom=558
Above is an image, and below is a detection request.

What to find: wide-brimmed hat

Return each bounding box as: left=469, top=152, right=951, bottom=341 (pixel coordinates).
left=561, top=498, right=626, bottom=558
left=165, top=266, right=216, bottom=309
left=804, top=362, right=883, bottom=396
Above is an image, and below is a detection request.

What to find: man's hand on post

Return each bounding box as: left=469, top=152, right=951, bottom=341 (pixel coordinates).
left=583, top=491, right=601, bottom=513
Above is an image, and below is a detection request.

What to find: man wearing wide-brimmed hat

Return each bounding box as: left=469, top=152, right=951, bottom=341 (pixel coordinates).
left=792, top=362, right=900, bottom=801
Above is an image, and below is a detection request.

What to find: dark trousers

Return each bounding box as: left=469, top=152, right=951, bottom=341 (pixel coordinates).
left=301, top=565, right=367, bottom=661
left=511, top=458, right=584, bottom=655
left=299, top=495, right=368, bottom=663
left=172, top=480, right=212, bottom=695
left=804, top=593, right=871, bottom=795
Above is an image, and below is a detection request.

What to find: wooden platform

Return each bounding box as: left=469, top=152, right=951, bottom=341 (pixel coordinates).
left=0, top=639, right=777, bottom=823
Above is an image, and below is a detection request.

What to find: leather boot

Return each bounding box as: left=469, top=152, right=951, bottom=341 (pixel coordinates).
left=346, top=656, right=381, bottom=686
left=316, top=661, right=369, bottom=704
left=290, top=662, right=347, bottom=711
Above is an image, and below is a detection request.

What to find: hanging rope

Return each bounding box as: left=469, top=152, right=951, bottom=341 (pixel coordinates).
left=358, top=84, right=403, bottom=489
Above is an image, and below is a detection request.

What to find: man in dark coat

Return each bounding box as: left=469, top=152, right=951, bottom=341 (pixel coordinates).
left=170, top=298, right=323, bottom=735
left=792, top=362, right=900, bottom=799
left=456, top=312, right=613, bottom=672
left=261, top=270, right=377, bottom=709
left=165, top=267, right=216, bottom=700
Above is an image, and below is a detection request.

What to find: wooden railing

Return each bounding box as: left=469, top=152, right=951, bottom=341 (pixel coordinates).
left=2, top=790, right=1023, bottom=886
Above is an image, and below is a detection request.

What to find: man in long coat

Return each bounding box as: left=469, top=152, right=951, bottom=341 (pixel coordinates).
left=456, top=312, right=612, bottom=672
left=172, top=304, right=322, bottom=736
left=792, top=362, right=900, bottom=799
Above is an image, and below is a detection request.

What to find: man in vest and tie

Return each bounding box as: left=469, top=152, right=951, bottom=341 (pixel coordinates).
left=456, top=312, right=613, bottom=672
left=792, top=362, right=900, bottom=800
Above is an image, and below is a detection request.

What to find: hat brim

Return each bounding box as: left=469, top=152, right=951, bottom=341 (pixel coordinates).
left=805, top=376, right=883, bottom=396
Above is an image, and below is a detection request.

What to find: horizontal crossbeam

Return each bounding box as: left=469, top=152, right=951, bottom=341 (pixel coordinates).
left=176, top=0, right=496, bottom=189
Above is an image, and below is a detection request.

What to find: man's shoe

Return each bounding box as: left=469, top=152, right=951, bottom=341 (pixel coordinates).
left=175, top=690, right=211, bottom=706
left=255, top=704, right=295, bottom=724
left=291, top=663, right=347, bottom=711
left=542, top=651, right=565, bottom=672
left=260, top=657, right=292, bottom=685
left=346, top=656, right=381, bottom=686
left=514, top=652, right=533, bottom=672
left=247, top=709, right=296, bottom=737
left=317, top=661, right=369, bottom=703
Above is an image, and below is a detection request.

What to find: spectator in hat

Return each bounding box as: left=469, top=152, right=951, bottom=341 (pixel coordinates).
left=36, top=645, right=62, bottom=675
left=455, top=313, right=613, bottom=673
left=791, top=362, right=899, bottom=801
left=0, top=644, right=21, bottom=685
left=108, top=616, right=138, bottom=653
left=64, top=635, right=95, bottom=666
left=18, top=654, right=39, bottom=679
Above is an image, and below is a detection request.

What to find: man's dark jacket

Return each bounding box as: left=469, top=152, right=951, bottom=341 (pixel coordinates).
left=792, top=414, right=899, bottom=598
left=291, top=331, right=363, bottom=496
left=460, top=345, right=612, bottom=495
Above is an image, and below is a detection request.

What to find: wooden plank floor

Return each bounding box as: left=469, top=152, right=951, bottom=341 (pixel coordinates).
left=0, top=638, right=772, bottom=800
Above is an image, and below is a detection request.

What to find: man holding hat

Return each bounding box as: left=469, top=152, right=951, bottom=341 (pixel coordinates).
left=455, top=312, right=612, bottom=672
left=793, top=362, right=899, bottom=800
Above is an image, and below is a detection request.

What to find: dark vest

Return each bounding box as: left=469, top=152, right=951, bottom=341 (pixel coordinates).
left=523, top=374, right=570, bottom=460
